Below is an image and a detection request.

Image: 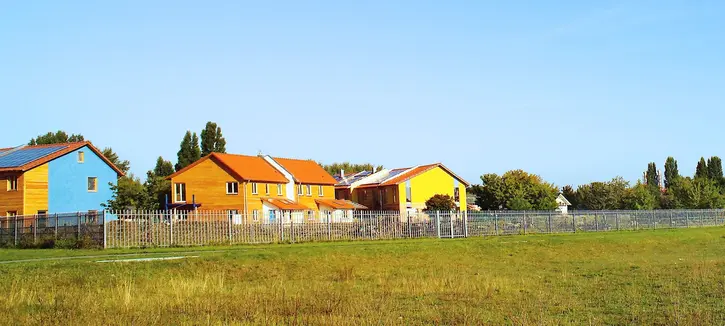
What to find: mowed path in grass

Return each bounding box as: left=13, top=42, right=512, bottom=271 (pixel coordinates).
left=2, top=228, right=725, bottom=325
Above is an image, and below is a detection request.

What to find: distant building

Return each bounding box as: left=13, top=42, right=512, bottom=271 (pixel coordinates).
left=555, top=194, right=572, bottom=215
left=0, top=142, right=124, bottom=224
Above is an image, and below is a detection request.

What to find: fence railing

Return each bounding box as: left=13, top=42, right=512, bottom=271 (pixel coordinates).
left=2, top=209, right=724, bottom=248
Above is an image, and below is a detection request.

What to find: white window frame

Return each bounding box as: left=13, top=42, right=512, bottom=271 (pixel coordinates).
left=251, top=182, right=258, bottom=195
left=87, top=177, right=98, bottom=192
left=306, top=185, right=312, bottom=196
left=174, top=183, right=186, bottom=202
left=252, top=209, right=259, bottom=221
left=298, top=184, right=303, bottom=195
left=265, top=183, right=270, bottom=195
left=7, top=176, right=18, bottom=191
left=226, top=182, right=239, bottom=195
left=277, top=184, right=283, bottom=196
left=318, top=185, right=324, bottom=197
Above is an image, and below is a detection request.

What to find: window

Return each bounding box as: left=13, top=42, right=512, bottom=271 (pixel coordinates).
left=318, top=185, right=324, bottom=197
left=251, top=183, right=258, bottom=194
left=7, top=211, right=16, bottom=217
left=306, top=185, right=312, bottom=196
left=7, top=176, right=17, bottom=191
left=361, top=189, right=367, bottom=201
left=393, top=188, right=398, bottom=203
left=87, top=177, right=98, bottom=192
left=252, top=209, right=259, bottom=221
left=265, top=184, right=270, bottom=195
left=78, top=151, right=85, bottom=163
left=307, top=210, right=315, bottom=221
left=174, top=183, right=186, bottom=202
left=405, top=180, right=412, bottom=202
left=226, top=182, right=239, bottom=195
left=454, top=180, right=460, bottom=202
left=277, top=184, right=283, bottom=196
left=298, top=184, right=303, bottom=195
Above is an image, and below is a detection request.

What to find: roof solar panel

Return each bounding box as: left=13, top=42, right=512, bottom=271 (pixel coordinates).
left=0, top=145, right=67, bottom=168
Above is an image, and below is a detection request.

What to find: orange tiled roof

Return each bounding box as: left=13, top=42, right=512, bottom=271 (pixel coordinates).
left=315, top=198, right=365, bottom=209
left=379, top=163, right=470, bottom=186
left=168, top=153, right=289, bottom=183
left=261, top=197, right=309, bottom=210
left=0, top=141, right=125, bottom=176
left=273, top=157, right=337, bottom=185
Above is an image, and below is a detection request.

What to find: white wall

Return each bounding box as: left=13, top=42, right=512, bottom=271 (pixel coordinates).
left=263, top=155, right=296, bottom=201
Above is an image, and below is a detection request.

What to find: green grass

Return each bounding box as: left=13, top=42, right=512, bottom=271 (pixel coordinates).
left=2, top=228, right=725, bottom=325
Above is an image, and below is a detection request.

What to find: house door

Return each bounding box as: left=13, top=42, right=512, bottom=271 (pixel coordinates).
left=269, top=210, right=276, bottom=223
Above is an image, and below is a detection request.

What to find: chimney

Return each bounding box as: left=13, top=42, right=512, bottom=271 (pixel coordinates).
left=341, top=169, right=346, bottom=182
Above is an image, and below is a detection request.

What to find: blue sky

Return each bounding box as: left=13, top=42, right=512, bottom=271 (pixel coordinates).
left=1, top=1, right=724, bottom=187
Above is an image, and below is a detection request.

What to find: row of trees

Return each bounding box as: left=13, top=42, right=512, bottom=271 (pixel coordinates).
left=321, top=162, right=384, bottom=176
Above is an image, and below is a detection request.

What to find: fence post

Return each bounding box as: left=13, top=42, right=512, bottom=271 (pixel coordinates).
left=522, top=211, right=527, bottom=235
left=328, top=215, right=332, bottom=240
left=77, top=212, right=81, bottom=240
left=595, top=212, right=599, bottom=232
left=436, top=211, right=441, bottom=239
left=102, top=210, right=107, bottom=249
left=494, top=213, right=499, bottom=236
left=228, top=214, right=233, bottom=244
left=407, top=211, right=411, bottom=238
left=634, top=212, right=638, bottom=230
left=572, top=212, right=576, bottom=233
left=463, top=210, right=468, bottom=238
left=652, top=210, right=656, bottom=229
left=54, top=213, right=59, bottom=240
left=669, top=210, right=673, bottom=228
left=615, top=212, right=619, bottom=231
left=33, top=214, right=37, bottom=244
left=449, top=211, right=454, bottom=238
left=547, top=211, right=552, bottom=233
left=170, top=212, right=174, bottom=246
left=13, top=215, right=18, bottom=247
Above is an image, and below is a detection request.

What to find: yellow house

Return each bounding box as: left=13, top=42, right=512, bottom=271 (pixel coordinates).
left=335, top=163, right=469, bottom=213
left=167, top=153, right=355, bottom=223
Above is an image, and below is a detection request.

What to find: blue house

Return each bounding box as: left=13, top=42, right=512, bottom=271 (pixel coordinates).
left=0, top=141, right=123, bottom=219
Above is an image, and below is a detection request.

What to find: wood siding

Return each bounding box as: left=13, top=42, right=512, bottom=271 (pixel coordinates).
left=0, top=172, right=24, bottom=216
left=24, top=163, right=49, bottom=215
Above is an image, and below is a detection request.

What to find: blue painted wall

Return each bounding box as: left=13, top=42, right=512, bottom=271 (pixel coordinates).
left=48, top=146, right=118, bottom=213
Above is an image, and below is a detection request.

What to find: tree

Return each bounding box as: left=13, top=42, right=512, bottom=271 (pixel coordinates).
left=175, top=131, right=201, bottom=171
left=322, top=162, right=384, bottom=176
left=103, top=174, right=149, bottom=210
left=576, top=177, right=629, bottom=210
left=622, top=182, right=656, bottom=210
left=29, top=131, right=84, bottom=145
left=153, top=157, right=175, bottom=177
left=664, top=157, right=679, bottom=189
left=695, top=157, right=708, bottom=179
left=707, top=156, right=723, bottom=181
left=470, top=170, right=558, bottom=210
left=200, top=121, right=226, bottom=156
left=645, top=162, right=659, bottom=188
left=101, top=147, right=130, bottom=174
left=424, top=194, right=457, bottom=211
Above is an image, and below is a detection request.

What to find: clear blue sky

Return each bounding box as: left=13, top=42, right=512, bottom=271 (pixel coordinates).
left=1, top=1, right=724, bottom=187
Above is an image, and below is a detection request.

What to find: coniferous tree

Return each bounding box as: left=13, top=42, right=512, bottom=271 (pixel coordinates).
left=200, top=122, right=227, bottom=156
left=707, top=156, right=723, bottom=180
left=101, top=147, right=130, bottom=174
left=153, top=157, right=175, bottom=177
left=664, top=157, right=679, bottom=189
left=29, top=131, right=84, bottom=145
left=695, top=157, right=709, bottom=179
left=645, top=163, right=659, bottom=188
left=175, top=131, right=202, bottom=171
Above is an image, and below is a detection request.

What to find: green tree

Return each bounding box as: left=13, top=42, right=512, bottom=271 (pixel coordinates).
left=101, top=147, right=130, bottom=174
left=470, top=170, right=557, bottom=210
left=153, top=156, right=175, bottom=177
left=695, top=157, right=708, bottom=179
left=103, top=174, right=149, bottom=210
left=707, top=156, right=723, bottom=182
left=664, top=157, right=679, bottom=189
left=28, top=131, right=84, bottom=145
left=175, top=131, right=201, bottom=171
left=622, top=182, right=656, bottom=210
left=200, top=121, right=227, bottom=156
left=576, top=177, right=629, bottom=210
left=424, top=194, right=457, bottom=211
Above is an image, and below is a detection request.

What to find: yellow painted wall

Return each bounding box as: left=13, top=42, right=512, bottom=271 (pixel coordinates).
left=24, top=163, right=49, bottom=215
left=296, top=184, right=335, bottom=211
left=409, top=166, right=467, bottom=211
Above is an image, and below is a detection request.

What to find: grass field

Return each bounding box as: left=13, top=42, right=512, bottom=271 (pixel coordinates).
left=1, top=228, right=725, bottom=325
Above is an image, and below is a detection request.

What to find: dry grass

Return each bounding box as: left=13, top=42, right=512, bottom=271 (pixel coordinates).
left=1, top=228, right=725, bottom=325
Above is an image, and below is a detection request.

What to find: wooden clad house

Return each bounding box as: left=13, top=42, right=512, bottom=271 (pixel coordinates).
left=0, top=142, right=124, bottom=226
left=167, top=153, right=361, bottom=223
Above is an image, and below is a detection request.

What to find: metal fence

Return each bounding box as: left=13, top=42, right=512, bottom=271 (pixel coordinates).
left=0, top=212, right=104, bottom=247
left=2, top=209, right=724, bottom=248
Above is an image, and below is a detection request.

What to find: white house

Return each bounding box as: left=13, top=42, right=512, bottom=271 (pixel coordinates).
left=555, top=194, right=572, bottom=214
